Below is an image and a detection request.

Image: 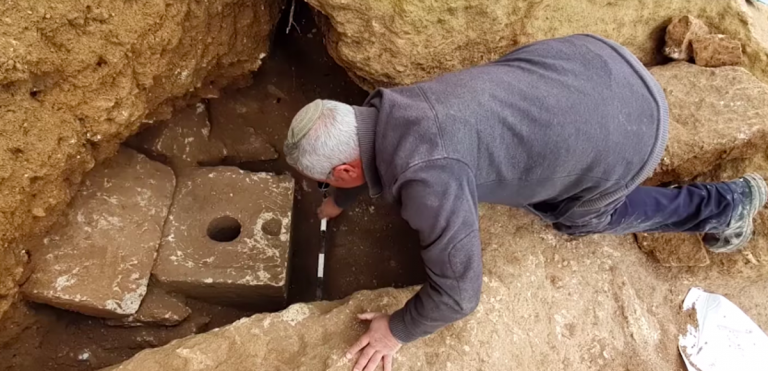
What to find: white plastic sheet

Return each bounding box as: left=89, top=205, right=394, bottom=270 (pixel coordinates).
left=679, top=287, right=768, bottom=371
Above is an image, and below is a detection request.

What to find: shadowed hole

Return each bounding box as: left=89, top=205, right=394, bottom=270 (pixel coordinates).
left=207, top=216, right=241, bottom=242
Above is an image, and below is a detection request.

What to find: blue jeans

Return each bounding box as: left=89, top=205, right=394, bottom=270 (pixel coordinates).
left=553, top=182, right=739, bottom=235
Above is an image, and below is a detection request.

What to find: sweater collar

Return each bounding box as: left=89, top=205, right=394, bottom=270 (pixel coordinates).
left=353, top=106, right=382, bottom=198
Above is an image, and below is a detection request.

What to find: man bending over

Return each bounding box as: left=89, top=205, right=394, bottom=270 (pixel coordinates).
left=283, top=34, right=767, bottom=371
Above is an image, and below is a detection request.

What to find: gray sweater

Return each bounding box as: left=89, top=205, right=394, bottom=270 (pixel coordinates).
left=335, top=34, right=668, bottom=343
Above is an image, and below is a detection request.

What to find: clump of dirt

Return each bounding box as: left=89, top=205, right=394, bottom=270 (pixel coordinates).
left=0, top=0, right=283, bottom=324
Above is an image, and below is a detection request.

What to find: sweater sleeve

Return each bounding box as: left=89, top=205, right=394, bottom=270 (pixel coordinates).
left=388, top=158, right=483, bottom=343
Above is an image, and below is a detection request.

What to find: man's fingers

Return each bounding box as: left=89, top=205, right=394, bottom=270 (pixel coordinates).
left=363, top=351, right=383, bottom=371
left=357, top=312, right=377, bottom=321
left=353, top=347, right=376, bottom=371
left=383, top=354, right=393, bottom=371
left=346, top=335, right=369, bottom=359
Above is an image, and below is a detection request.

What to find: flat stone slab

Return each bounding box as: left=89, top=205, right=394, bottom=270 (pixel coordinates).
left=125, top=103, right=228, bottom=167
left=22, top=147, right=175, bottom=318
left=105, top=285, right=190, bottom=327
left=649, top=63, right=768, bottom=184
left=636, top=233, right=710, bottom=267
left=153, top=167, right=294, bottom=308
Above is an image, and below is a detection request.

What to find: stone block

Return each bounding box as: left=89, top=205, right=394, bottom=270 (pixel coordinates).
left=649, top=63, right=768, bottom=184
left=692, top=34, right=743, bottom=68
left=636, top=233, right=710, bottom=267
left=153, top=167, right=294, bottom=308
left=208, top=100, right=279, bottom=162
left=105, top=285, right=190, bottom=327
left=21, top=148, right=175, bottom=318
left=663, top=15, right=710, bottom=61
left=125, top=103, right=228, bottom=167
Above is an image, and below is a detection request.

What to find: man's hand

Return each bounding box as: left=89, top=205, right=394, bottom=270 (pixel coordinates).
left=346, top=313, right=401, bottom=371
left=318, top=197, right=343, bottom=219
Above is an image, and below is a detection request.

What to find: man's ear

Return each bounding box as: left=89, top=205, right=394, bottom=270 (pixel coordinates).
left=331, top=164, right=359, bottom=181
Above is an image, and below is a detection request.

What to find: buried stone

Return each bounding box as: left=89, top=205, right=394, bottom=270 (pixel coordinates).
left=153, top=167, right=294, bottom=309
left=21, top=148, right=175, bottom=318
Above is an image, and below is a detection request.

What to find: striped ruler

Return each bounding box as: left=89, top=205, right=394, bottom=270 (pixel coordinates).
left=316, top=217, right=327, bottom=301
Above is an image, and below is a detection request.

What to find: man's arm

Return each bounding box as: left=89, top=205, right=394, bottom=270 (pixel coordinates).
left=388, top=158, right=483, bottom=343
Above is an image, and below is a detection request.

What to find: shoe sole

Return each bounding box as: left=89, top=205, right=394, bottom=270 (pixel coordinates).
left=717, top=173, right=767, bottom=253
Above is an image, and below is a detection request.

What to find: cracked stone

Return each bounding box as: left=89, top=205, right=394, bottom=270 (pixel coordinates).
left=125, top=103, right=228, bottom=167
left=663, top=15, right=710, bottom=61
left=692, top=34, right=743, bottom=68
left=105, top=285, right=191, bottom=327
left=21, top=147, right=175, bottom=318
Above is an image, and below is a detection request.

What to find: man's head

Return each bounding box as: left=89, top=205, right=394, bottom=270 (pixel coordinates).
left=284, top=99, right=364, bottom=188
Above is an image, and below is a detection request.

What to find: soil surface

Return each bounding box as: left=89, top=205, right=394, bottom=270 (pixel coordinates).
left=0, top=4, right=424, bottom=370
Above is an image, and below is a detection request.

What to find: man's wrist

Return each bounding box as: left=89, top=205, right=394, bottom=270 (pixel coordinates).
left=388, top=309, right=419, bottom=344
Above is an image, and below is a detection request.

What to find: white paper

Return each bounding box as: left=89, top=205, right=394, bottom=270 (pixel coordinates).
left=679, top=287, right=768, bottom=371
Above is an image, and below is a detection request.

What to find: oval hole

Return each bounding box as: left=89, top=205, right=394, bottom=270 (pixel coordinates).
left=207, top=216, right=241, bottom=242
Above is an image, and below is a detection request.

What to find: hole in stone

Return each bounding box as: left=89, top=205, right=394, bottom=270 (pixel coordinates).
left=29, top=90, right=40, bottom=99
left=275, top=97, right=281, bottom=104
left=207, top=216, right=241, bottom=242
left=96, top=57, right=108, bottom=67
left=261, top=217, right=282, bottom=237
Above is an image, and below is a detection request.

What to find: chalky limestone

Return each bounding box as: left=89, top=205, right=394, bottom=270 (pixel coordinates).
left=153, top=167, right=294, bottom=308
left=22, top=148, right=175, bottom=318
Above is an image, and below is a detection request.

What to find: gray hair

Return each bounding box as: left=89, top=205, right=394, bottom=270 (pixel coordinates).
left=284, top=100, right=359, bottom=180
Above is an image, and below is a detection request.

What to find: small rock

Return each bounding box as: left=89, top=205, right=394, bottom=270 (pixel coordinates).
left=692, top=34, right=743, bottom=67
left=105, top=285, right=191, bottom=327
left=31, top=207, right=45, bottom=217
left=636, top=233, right=710, bottom=267
left=267, top=85, right=288, bottom=100
left=664, top=15, right=710, bottom=61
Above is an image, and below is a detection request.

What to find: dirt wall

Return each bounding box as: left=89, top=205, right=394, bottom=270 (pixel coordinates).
left=0, top=0, right=283, bottom=324
left=307, top=0, right=768, bottom=90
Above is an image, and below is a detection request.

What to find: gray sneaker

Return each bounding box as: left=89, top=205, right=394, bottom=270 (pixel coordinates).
left=703, top=173, right=767, bottom=253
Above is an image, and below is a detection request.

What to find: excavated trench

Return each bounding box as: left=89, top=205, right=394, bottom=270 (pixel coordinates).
left=0, top=4, right=424, bottom=371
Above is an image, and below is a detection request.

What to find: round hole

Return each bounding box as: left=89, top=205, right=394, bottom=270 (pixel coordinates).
left=207, top=216, right=241, bottom=242
left=261, top=217, right=283, bottom=237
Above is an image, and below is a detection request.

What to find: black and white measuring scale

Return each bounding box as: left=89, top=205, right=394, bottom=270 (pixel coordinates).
left=316, top=181, right=330, bottom=301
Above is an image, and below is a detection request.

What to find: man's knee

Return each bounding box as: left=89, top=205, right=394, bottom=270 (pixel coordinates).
left=552, top=211, right=612, bottom=235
